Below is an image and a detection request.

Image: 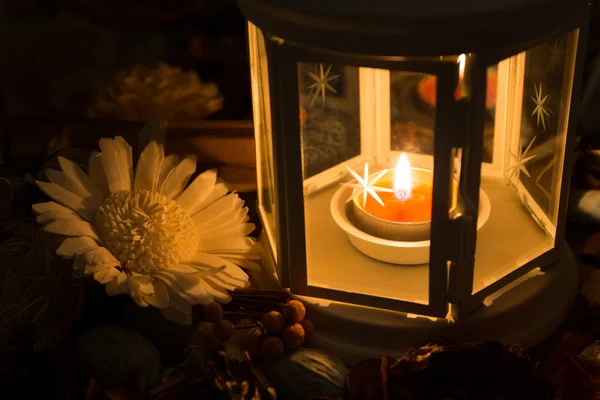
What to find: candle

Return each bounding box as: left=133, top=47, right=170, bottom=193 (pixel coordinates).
left=360, top=176, right=433, bottom=223
left=457, top=53, right=467, bottom=99
left=349, top=154, right=457, bottom=242
left=359, top=155, right=433, bottom=223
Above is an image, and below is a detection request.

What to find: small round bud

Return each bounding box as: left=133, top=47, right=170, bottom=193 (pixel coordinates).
left=282, top=323, right=305, bottom=350
left=263, top=311, right=286, bottom=334
left=261, top=336, right=285, bottom=360
left=214, top=319, right=234, bottom=341
left=301, top=319, right=314, bottom=343
left=203, top=302, right=223, bottom=323
left=283, top=300, right=306, bottom=324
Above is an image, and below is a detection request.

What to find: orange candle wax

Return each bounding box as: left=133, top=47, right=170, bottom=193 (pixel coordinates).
left=361, top=178, right=433, bottom=223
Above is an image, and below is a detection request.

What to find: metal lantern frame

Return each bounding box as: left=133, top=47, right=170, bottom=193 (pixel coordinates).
left=241, top=0, right=590, bottom=319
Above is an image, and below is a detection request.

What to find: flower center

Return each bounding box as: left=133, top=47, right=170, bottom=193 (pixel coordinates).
left=95, top=190, right=198, bottom=274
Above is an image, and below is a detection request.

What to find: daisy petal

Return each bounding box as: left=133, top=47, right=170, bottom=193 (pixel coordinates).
left=161, top=155, right=197, bottom=200
left=134, top=141, right=164, bottom=192
left=193, top=206, right=247, bottom=234
left=186, top=252, right=249, bottom=281
left=144, top=280, right=169, bottom=308
left=212, top=252, right=262, bottom=261
left=165, top=288, right=193, bottom=315
left=155, top=271, right=212, bottom=305
left=85, top=262, right=114, bottom=274
left=204, top=275, right=245, bottom=291
left=36, top=210, right=81, bottom=225
left=199, top=279, right=231, bottom=303
left=157, top=154, right=179, bottom=191
left=114, top=136, right=134, bottom=190
left=168, top=264, right=202, bottom=274
left=42, top=219, right=101, bottom=242
left=197, top=236, right=259, bottom=255
left=193, top=182, right=228, bottom=213
left=127, top=276, right=154, bottom=307
left=32, top=201, right=76, bottom=216
left=92, top=265, right=121, bottom=284
left=80, top=246, right=119, bottom=266
left=223, top=257, right=262, bottom=271
left=88, top=151, right=110, bottom=199
left=99, top=138, right=130, bottom=193
left=175, top=170, right=217, bottom=214
left=191, top=194, right=243, bottom=228
left=58, top=156, right=104, bottom=202
left=46, top=168, right=100, bottom=207
left=198, top=223, right=255, bottom=240
left=106, top=272, right=128, bottom=296
left=56, top=236, right=99, bottom=258
left=36, top=181, right=95, bottom=221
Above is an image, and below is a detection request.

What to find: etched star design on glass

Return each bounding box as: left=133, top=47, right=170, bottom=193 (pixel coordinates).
left=531, top=83, right=554, bottom=132
left=305, top=64, right=340, bottom=107
left=507, top=136, right=537, bottom=183
left=343, top=163, right=393, bottom=207
left=545, top=39, right=565, bottom=73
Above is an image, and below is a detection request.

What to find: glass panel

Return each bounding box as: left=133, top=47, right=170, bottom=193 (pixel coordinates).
left=390, top=70, right=496, bottom=163
left=298, top=63, right=361, bottom=179
left=473, top=31, right=577, bottom=294
left=249, top=24, right=277, bottom=260
left=302, top=67, right=438, bottom=305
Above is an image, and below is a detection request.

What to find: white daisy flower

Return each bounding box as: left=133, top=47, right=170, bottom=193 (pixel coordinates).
left=32, top=136, right=261, bottom=325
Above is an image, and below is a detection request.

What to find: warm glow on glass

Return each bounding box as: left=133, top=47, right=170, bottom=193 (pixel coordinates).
left=394, top=153, right=412, bottom=200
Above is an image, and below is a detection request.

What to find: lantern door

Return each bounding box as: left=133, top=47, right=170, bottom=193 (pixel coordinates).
left=452, top=27, right=585, bottom=315
left=263, top=34, right=472, bottom=318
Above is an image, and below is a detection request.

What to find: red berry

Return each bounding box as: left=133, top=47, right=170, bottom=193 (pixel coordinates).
left=301, top=319, right=314, bottom=343
left=203, top=302, right=223, bottom=323
left=282, top=323, right=305, bottom=350
left=283, top=300, right=306, bottom=324
left=263, top=311, right=286, bottom=334
left=214, top=320, right=234, bottom=341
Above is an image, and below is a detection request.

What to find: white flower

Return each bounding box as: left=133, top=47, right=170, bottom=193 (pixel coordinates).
left=32, top=136, right=261, bottom=325
left=88, top=63, right=224, bottom=121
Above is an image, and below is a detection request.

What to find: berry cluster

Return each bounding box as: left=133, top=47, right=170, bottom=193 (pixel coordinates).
left=202, top=302, right=235, bottom=341
left=201, top=299, right=314, bottom=362
left=258, top=300, right=314, bottom=361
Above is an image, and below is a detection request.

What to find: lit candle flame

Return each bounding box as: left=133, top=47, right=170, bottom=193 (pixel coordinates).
left=394, top=153, right=412, bottom=201
left=457, top=53, right=466, bottom=84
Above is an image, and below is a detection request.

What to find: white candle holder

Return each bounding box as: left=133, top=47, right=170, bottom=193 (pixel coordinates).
left=351, top=168, right=433, bottom=242
left=331, top=184, right=491, bottom=265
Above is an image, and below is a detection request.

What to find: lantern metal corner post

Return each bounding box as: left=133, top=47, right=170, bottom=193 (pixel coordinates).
left=263, top=34, right=307, bottom=291
left=240, top=0, right=590, bottom=363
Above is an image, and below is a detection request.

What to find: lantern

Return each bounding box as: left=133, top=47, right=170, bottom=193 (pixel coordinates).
left=240, top=0, right=589, bottom=360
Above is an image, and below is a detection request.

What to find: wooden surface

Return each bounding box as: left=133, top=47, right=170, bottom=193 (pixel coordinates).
left=0, top=117, right=257, bottom=191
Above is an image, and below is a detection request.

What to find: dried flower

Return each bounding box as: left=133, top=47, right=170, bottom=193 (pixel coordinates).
left=32, top=134, right=261, bottom=325
left=88, top=63, right=223, bottom=121
left=283, top=300, right=306, bottom=324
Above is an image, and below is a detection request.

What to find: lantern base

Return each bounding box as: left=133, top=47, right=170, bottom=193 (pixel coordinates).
left=257, top=239, right=578, bottom=365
